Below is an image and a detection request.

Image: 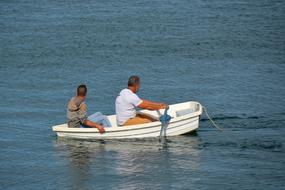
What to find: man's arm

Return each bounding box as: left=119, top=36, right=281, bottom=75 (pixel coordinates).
left=83, top=120, right=105, bottom=134
left=79, top=102, right=105, bottom=134
left=138, top=99, right=168, bottom=110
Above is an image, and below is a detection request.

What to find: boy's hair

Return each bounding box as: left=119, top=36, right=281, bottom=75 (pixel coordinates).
left=77, top=84, right=87, bottom=96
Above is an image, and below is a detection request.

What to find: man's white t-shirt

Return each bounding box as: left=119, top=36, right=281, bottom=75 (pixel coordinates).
left=115, top=89, right=143, bottom=125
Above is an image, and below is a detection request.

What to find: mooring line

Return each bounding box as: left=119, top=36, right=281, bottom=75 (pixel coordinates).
left=202, top=106, right=224, bottom=131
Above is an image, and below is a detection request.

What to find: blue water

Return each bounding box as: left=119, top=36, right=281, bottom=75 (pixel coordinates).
left=1, top=0, right=285, bottom=189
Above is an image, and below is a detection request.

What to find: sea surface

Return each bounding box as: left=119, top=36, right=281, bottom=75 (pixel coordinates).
left=1, top=0, right=285, bottom=189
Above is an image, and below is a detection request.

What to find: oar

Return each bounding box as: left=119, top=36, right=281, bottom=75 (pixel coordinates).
left=159, top=108, right=171, bottom=142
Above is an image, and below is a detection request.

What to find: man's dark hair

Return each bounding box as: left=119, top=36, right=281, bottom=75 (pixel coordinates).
left=128, top=76, right=140, bottom=87
left=77, top=84, right=87, bottom=96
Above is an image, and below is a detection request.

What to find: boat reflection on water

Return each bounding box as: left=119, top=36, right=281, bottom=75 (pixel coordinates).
left=53, top=134, right=202, bottom=189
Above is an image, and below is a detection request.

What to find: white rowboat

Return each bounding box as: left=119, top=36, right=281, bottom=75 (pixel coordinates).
left=52, top=101, right=202, bottom=139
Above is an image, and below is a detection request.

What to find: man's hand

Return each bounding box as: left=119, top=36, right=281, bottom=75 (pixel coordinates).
left=161, top=103, right=169, bottom=110
left=96, top=125, right=105, bottom=134
left=83, top=120, right=106, bottom=133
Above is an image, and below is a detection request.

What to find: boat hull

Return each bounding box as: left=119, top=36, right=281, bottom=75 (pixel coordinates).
left=52, top=101, right=202, bottom=139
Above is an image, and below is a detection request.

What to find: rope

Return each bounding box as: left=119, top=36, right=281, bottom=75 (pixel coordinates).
left=202, top=106, right=224, bottom=131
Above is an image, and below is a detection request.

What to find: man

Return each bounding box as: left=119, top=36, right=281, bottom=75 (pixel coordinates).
left=67, top=84, right=106, bottom=133
left=115, top=76, right=168, bottom=126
